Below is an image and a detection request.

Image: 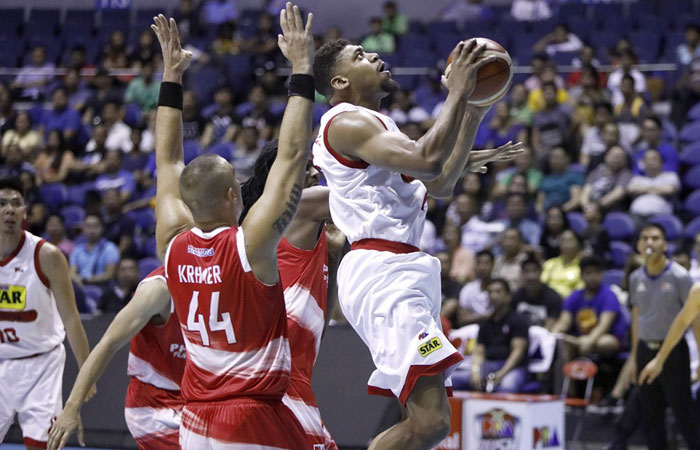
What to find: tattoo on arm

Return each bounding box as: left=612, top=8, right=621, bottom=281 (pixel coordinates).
left=272, top=183, right=303, bottom=233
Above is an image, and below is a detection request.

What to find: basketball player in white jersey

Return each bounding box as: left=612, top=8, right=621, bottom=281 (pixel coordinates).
left=0, top=177, right=93, bottom=450
left=48, top=267, right=184, bottom=450
left=312, top=39, right=503, bottom=449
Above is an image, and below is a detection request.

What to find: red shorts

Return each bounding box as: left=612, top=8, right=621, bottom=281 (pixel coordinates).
left=180, top=397, right=308, bottom=449
left=124, top=378, right=183, bottom=450
left=284, top=380, right=338, bottom=450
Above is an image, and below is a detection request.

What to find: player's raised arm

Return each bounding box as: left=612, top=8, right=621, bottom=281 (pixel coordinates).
left=151, top=15, right=195, bottom=258
left=47, top=279, right=171, bottom=450
left=327, top=41, right=499, bottom=180
left=242, top=2, right=315, bottom=284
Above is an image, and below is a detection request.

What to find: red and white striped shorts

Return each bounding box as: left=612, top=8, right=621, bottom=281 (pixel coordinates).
left=124, top=377, right=183, bottom=449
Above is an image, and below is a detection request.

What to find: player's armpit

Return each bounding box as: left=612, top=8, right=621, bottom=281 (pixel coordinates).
left=327, top=111, right=442, bottom=179
left=296, top=186, right=331, bottom=222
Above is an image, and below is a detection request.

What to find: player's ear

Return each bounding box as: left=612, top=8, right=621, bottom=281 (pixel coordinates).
left=330, top=75, right=349, bottom=91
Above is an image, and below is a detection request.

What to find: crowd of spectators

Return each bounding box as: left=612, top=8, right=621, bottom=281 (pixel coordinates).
left=2, top=0, right=700, bottom=406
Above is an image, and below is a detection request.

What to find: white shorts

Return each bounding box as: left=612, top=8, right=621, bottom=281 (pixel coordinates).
left=0, top=345, right=65, bottom=447
left=337, top=248, right=462, bottom=405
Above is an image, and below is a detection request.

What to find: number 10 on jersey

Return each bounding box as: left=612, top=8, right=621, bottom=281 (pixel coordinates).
left=187, top=291, right=236, bottom=346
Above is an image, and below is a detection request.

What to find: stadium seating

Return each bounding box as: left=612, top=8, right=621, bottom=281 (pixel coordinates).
left=649, top=213, right=683, bottom=241
left=609, top=241, right=633, bottom=268
left=603, top=212, right=636, bottom=242
left=138, top=257, right=161, bottom=280
left=602, top=269, right=624, bottom=287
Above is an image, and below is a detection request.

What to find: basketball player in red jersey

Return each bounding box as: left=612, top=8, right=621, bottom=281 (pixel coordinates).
left=151, top=4, right=315, bottom=448
left=239, top=142, right=341, bottom=450
left=0, top=177, right=93, bottom=450
left=311, top=39, right=515, bottom=449
left=48, top=267, right=184, bottom=450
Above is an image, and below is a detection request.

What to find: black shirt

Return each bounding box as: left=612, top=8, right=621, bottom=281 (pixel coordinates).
left=98, top=285, right=135, bottom=313
left=442, top=276, right=462, bottom=302
left=511, top=283, right=563, bottom=327
left=478, top=308, right=530, bottom=364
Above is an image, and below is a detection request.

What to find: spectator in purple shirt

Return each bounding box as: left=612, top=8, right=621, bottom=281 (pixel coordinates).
left=551, top=255, right=627, bottom=362
left=631, top=116, right=679, bottom=175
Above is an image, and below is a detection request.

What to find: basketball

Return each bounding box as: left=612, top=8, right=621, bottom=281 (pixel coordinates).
left=444, top=37, right=513, bottom=106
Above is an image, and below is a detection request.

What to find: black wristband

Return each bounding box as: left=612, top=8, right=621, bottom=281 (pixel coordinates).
left=288, top=74, right=315, bottom=101
left=158, top=82, right=183, bottom=110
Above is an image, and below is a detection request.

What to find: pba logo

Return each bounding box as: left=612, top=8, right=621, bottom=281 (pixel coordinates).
left=533, top=426, right=560, bottom=448
left=476, top=408, right=520, bottom=450
left=187, top=245, right=214, bottom=257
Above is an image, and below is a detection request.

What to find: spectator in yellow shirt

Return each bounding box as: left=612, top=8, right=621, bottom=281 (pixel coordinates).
left=541, top=229, right=584, bottom=298
left=528, top=66, right=569, bottom=112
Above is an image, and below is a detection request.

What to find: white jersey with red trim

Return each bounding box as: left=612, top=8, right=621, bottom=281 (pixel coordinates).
left=0, top=231, right=64, bottom=359
left=312, top=102, right=428, bottom=246
left=127, top=266, right=186, bottom=391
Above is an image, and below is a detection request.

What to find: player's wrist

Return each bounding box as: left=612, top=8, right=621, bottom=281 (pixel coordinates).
left=291, top=61, right=313, bottom=75
left=162, top=69, right=184, bottom=84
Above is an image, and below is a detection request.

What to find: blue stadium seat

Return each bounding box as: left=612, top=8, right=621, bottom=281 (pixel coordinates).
left=649, top=214, right=683, bottom=241
left=67, top=183, right=93, bottom=205
left=609, top=241, right=632, bottom=268
left=27, top=9, right=60, bottom=35
left=398, top=33, right=431, bottom=54
left=630, top=31, right=661, bottom=62
left=183, top=139, right=202, bottom=163
left=142, top=236, right=157, bottom=258
left=0, top=9, right=24, bottom=37
left=60, top=205, right=85, bottom=231
left=427, top=21, right=458, bottom=41
left=661, top=119, right=678, bottom=143
left=602, top=269, right=624, bottom=287
left=679, top=121, right=700, bottom=144
left=65, top=9, right=95, bottom=27
left=0, top=42, right=21, bottom=67
left=685, top=216, right=700, bottom=239
left=139, top=257, right=161, bottom=280
left=123, top=103, right=142, bottom=127
left=593, top=3, right=623, bottom=22
left=684, top=189, right=700, bottom=217
left=683, top=165, right=700, bottom=190
left=567, top=212, right=588, bottom=235
left=687, top=103, right=700, bottom=122
left=208, top=142, right=234, bottom=161
left=662, top=32, right=685, bottom=62
left=39, top=183, right=68, bottom=210
left=588, top=31, right=619, bottom=55
left=135, top=9, right=163, bottom=28
left=680, top=142, right=700, bottom=166
left=127, top=208, right=156, bottom=233
left=400, top=49, right=438, bottom=67
left=433, top=32, right=462, bottom=58
left=602, top=212, right=636, bottom=242
left=100, top=9, right=131, bottom=28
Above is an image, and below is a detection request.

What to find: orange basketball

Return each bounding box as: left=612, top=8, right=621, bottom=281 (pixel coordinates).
left=445, top=37, right=513, bottom=106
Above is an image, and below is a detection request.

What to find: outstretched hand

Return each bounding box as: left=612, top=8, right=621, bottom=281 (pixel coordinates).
left=469, top=141, right=524, bottom=173
left=151, top=15, right=193, bottom=83
left=277, top=2, right=314, bottom=74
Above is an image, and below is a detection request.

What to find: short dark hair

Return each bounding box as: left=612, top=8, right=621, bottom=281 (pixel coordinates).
left=0, top=177, right=24, bottom=196
left=521, top=254, right=542, bottom=270
left=621, top=74, right=635, bottom=86
left=476, top=249, right=494, bottom=262
left=239, top=140, right=279, bottom=223
left=639, top=222, right=667, bottom=241
left=313, top=39, right=351, bottom=98
left=685, top=22, right=700, bottom=34
left=580, top=255, right=605, bottom=271
left=594, top=101, right=612, bottom=114
left=487, top=277, right=510, bottom=294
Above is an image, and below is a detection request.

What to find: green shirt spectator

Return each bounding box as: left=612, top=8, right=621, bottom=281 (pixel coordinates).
left=363, top=17, right=396, bottom=53
left=124, top=62, right=161, bottom=112
left=381, top=1, right=409, bottom=36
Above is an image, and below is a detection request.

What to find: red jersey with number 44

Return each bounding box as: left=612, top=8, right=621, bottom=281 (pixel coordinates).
left=164, top=226, right=291, bottom=403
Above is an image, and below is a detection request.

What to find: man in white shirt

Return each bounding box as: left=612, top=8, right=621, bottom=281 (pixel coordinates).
left=628, top=149, right=680, bottom=217
left=607, top=50, right=647, bottom=106
left=458, top=250, right=495, bottom=326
